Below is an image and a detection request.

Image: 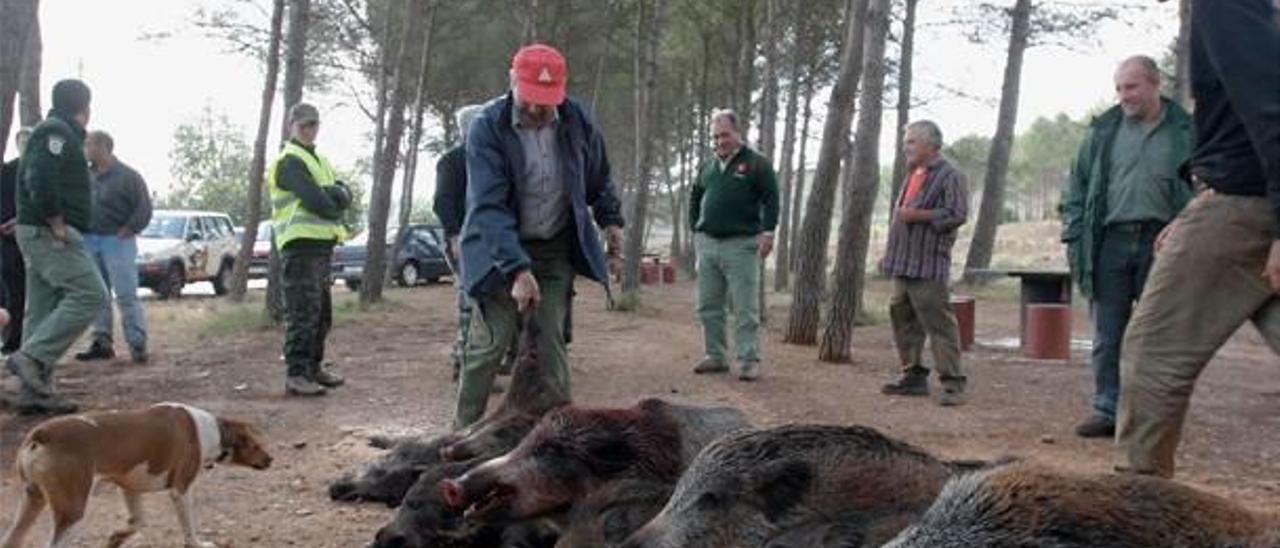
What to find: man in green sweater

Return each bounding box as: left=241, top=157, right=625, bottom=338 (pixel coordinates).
left=6, top=79, right=107, bottom=415
left=690, top=109, right=780, bottom=381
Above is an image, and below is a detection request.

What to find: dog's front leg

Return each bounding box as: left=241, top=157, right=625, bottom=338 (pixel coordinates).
left=106, top=490, right=145, bottom=548
left=169, top=489, right=215, bottom=548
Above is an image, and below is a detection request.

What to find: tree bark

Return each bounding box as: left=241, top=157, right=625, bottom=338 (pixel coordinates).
left=267, top=0, right=311, bottom=323
left=773, top=22, right=802, bottom=292
left=757, top=0, right=779, bottom=161
left=17, top=13, right=40, bottom=127
left=622, top=0, right=667, bottom=293
left=391, top=2, right=437, bottom=284
left=819, top=0, right=891, bottom=363
left=229, top=0, right=286, bottom=303
left=888, top=0, right=918, bottom=207
left=783, top=0, right=869, bottom=346
left=0, top=0, right=38, bottom=161
left=786, top=74, right=815, bottom=272
left=361, top=0, right=426, bottom=304
left=278, top=0, right=311, bottom=143
left=1173, top=0, right=1191, bottom=109
left=963, top=0, right=1031, bottom=282
left=736, top=0, right=757, bottom=138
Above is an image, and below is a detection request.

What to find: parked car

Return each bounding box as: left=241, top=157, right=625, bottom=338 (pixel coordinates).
left=331, top=224, right=451, bottom=291
left=244, top=221, right=273, bottom=279
left=136, top=210, right=239, bottom=298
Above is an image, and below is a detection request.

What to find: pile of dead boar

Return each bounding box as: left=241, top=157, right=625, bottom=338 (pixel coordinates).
left=331, top=325, right=1280, bottom=548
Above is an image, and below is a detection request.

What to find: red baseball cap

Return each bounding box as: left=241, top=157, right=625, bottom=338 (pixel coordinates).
left=512, top=44, right=567, bottom=106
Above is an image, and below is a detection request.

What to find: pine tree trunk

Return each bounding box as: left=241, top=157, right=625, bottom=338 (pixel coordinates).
left=1173, top=0, right=1191, bottom=109
left=962, top=0, right=1031, bottom=282
left=390, top=3, right=437, bottom=285
left=266, top=0, right=311, bottom=323
left=888, top=0, right=918, bottom=207
left=773, top=31, right=802, bottom=292
left=787, top=76, right=815, bottom=272
left=819, top=0, right=892, bottom=363
left=362, top=0, right=428, bottom=304
left=784, top=0, right=870, bottom=346
left=0, top=0, right=38, bottom=161
left=229, top=0, right=285, bottom=303
left=737, top=0, right=757, bottom=138
left=17, top=13, right=40, bottom=127
left=622, top=0, right=667, bottom=293
left=278, top=0, right=310, bottom=143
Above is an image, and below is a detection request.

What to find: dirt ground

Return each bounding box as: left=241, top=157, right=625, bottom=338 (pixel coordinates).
left=1, top=277, right=1277, bottom=547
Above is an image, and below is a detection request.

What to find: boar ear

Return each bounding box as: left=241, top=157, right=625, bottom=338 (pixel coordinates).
left=756, top=460, right=813, bottom=522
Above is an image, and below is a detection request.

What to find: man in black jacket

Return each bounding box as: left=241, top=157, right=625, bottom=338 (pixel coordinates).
left=0, top=127, right=31, bottom=355
left=1116, top=0, right=1280, bottom=478
left=435, top=103, right=484, bottom=380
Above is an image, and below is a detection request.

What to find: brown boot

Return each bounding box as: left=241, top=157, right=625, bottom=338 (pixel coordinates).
left=286, top=376, right=328, bottom=397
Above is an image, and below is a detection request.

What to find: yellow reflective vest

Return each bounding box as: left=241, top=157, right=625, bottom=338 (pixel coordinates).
left=267, top=141, right=349, bottom=249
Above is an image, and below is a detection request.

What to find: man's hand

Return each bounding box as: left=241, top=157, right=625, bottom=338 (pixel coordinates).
left=1266, top=240, right=1280, bottom=294
left=117, top=227, right=135, bottom=239
left=0, top=219, right=15, bottom=236
left=895, top=207, right=934, bottom=224
left=1154, top=220, right=1178, bottom=252
left=448, top=235, right=460, bottom=262
left=47, top=216, right=68, bottom=243
left=511, top=269, right=541, bottom=313
left=757, top=232, right=774, bottom=258
left=605, top=225, right=623, bottom=257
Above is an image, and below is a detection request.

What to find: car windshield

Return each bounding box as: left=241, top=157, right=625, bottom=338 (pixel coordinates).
left=346, top=228, right=397, bottom=247
left=256, top=222, right=272, bottom=242
left=140, top=216, right=187, bottom=239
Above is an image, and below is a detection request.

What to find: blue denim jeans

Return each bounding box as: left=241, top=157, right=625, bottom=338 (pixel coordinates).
left=1090, top=222, right=1159, bottom=421
left=85, top=234, right=148, bottom=356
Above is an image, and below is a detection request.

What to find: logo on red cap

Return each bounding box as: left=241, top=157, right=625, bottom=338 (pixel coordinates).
left=512, top=44, right=567, bottom=106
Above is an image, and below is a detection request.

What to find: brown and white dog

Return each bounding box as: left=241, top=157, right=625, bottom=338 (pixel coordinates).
left=1, top=403, right=273, bottom=548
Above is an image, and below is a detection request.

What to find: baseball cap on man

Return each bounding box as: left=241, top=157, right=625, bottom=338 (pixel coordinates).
left=511, top=44, right=567, bottom=106
left=290, top=102, right=320, bottom=125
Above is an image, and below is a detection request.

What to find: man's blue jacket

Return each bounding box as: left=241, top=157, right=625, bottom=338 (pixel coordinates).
left=460, top=92, right=624, bottom=298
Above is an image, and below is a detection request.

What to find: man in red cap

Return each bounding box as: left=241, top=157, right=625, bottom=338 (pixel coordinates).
left=453, top=44, right=624, bottom=428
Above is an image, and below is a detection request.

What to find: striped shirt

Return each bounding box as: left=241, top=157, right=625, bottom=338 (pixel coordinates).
left=881, top=156, right=969, bottom=282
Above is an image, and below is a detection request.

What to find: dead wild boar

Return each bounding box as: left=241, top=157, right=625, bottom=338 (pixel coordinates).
left=553, top=478, right=675, bottom=548
left=330, top=319, right=568, bottom=506
left=370, top=457, right=559, bottom=548
left=881, top=462, right=1280, bottom=548
left=439, top=398, right=750, bottom=525
left=621, top=424, right=994, bottom=548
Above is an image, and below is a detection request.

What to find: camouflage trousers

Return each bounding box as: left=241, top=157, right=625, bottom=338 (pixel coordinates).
left=282, top=246, right=334, bottom=379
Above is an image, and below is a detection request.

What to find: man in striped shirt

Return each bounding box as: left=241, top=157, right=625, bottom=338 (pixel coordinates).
left=879, top=120, right=970, bottom=406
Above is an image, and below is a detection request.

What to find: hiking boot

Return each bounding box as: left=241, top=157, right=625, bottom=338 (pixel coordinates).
left=1075, top=415, right=1116, bottom=438
left=6, top=353, right=51, bottom=397
left=285, top=376, right=328, bottom=397
left=738, top=361, right=760, bottom=382
left=692, top=357, right=729, bottom=375
left=881, top=372, right=930, bottom=396
left=314, top=367, right=346, bottom=388
left=131, top=350, right=149, bottom=365
left=75, top=341, right=116, bottom=361
left=938, top=387, right=967, bottom=407
left=15, top=393, right=78, bottom=416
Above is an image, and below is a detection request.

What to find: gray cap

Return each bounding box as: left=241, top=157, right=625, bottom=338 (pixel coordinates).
left=290, top=102, right=320, bottom=124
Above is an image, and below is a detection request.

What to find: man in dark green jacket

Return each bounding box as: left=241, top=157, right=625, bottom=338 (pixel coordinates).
left=6, top=79, right=108, bottom=415
left=1060, top=56, right=1193, bottom=438
left=690, top=109, right=779, bottom=381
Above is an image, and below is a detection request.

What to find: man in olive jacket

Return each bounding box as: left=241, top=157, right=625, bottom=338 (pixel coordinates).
left=1060, top=56, right=1193, bottom=439
left=6, top=79, right=108, bottom=415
